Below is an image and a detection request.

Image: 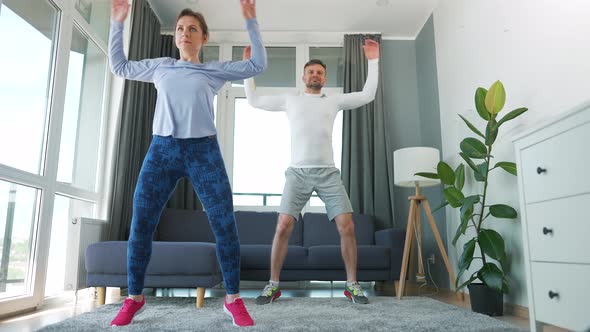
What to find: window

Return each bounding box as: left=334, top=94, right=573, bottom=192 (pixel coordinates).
left=309, top=47, right=344, bottom=87
left=74, top=0, right=110, bottom=42
left=0, top=0, right=110, bottom=313
left=231, top=46, right=296, bottom=87
left=0, top=2, right=58, bottom=174
left=223, top=43, right=345, bottom=208
left=232, top=98, right=290, bottom=205
left=57, top=26, right=108, bottom=191
left=0, top=180, right=40, bottom=299
left=201, top=45, right=219, bottom=63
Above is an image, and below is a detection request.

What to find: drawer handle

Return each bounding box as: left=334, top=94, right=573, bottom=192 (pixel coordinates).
left=536, top=167, right=547, bottom=174
left=548, top=290, right=559, bottom=299
left=542, top=227, right=553, bottom=235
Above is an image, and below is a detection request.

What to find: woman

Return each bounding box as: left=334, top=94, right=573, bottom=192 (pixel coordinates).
left=109, top=0, right=266, bottom=327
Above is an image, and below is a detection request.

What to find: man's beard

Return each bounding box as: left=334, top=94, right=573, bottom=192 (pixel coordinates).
left=306, top=82, right=323, bottom=90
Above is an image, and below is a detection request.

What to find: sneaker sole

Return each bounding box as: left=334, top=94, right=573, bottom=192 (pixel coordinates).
left=224, top=304, right=255, bottom=327
left=223, top=304, right=239, bottom=327
left=344, top=290, right=368, bottom=304
left=269, top=291, right=281, bottom=304
left=344, top=290, right=357, bottom=304
left=256, top=290, right=281, bottom=305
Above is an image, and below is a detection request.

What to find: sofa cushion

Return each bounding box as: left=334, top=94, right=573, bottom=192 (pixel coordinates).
left=306, top=245, right=390, bottom=270
left=156, top=208, right=215, bottom=243
left=302, top=212, right=375, bottom=247
left=86, top=241, right=219, bottom=275
left=235, top=211, right=303, bottom=245
left=240, top=245, right=307, bottom=269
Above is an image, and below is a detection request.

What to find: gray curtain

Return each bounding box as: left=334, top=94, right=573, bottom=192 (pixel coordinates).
left=108, top=1, right=200, bottom=241
left=341, top=34, right=395, bottom=230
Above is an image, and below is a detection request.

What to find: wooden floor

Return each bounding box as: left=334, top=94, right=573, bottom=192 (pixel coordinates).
left=0, top=282, right=569, bottom=332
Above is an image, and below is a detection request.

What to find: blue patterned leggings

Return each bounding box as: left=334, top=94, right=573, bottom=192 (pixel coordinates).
left=127, top=135, right=240, bottom=295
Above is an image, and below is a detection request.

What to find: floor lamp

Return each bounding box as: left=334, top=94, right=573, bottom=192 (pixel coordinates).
left=393, top=147, right=458, bottom=300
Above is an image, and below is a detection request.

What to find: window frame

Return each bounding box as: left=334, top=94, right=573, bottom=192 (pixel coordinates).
left=0, top=0, right=111, bottom=315
left=213, top=42, right=345, bottom=212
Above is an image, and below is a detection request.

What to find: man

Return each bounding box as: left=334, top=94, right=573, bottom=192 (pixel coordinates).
left=242, top=39, right=379, bottom=305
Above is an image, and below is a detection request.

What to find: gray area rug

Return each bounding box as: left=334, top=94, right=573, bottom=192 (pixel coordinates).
left=38, top=296, right=524, bottom=331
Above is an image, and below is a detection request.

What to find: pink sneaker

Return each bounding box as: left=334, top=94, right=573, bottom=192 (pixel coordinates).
left=110, top=295, right=146, bottom=326
left=223, top=298, right=254, bottom=327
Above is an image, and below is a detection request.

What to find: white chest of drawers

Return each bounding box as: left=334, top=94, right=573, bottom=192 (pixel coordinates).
left=513, top=102, right=590, bottom=332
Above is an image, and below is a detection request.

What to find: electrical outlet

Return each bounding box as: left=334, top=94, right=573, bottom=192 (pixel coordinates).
left=427, top=253, right=435, bottom=264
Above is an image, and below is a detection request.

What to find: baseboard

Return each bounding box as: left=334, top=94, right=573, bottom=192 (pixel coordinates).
left=504, top=302, right=529, bottom=319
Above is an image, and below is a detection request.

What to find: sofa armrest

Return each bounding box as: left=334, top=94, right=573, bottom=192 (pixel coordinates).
left=375, top=228, right=406, bottom=280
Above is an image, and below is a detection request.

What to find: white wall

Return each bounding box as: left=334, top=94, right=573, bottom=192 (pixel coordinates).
left=433, top=0, right=590, bottom=307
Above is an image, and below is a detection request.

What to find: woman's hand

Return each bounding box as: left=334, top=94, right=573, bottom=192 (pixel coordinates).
left=241, top=0, right=256, bottom=20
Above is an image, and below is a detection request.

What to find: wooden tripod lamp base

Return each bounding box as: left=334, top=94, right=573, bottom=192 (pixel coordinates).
left=396, top=184, right=458, bottom=299
left=392, top=147, right=462, bottom=301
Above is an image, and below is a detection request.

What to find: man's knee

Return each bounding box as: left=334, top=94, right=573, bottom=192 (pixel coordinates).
left=275, top=214, right=296, bottom=238
left=336, top=214, right=355, bottom=237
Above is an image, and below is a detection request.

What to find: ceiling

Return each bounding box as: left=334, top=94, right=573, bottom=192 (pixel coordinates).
left=148, top=0, right=439, bottom=39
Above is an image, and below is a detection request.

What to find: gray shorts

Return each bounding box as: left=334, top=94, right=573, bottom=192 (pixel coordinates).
left=279, top=167, right=353, bottom=221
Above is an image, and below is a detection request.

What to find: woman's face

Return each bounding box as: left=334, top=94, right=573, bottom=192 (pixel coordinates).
left=175, top=16, right=207, bottom=53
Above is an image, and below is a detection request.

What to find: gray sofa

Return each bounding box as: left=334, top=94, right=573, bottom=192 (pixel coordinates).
left=86, top=208, right=405, bottom=307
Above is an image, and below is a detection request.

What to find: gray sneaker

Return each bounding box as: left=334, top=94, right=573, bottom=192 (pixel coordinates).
left=344, top=282, right=369, bottom=304
left=255, top=283, right=282, bottom=305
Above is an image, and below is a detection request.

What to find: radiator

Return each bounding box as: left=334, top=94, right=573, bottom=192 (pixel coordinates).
left=64, top=217, right=108, bottom=291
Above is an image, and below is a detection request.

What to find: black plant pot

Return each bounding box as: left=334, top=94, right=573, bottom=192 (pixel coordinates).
left=468, top=283, right=504, bottom=316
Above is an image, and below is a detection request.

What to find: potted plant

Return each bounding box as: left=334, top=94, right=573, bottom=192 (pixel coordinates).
left=416, top=80, right=527, bottom=316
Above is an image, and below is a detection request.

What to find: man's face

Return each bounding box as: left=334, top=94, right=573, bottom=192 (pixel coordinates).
left=302, top=64, right=327, bottom=90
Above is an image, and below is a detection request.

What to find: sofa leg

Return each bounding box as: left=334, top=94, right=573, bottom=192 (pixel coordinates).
left=196, top=287, right=205, bottom=308
left=96, top=287, right=106, bottom=305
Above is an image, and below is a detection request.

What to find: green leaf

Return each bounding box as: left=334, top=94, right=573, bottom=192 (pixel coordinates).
left=460, top=138, right=488, bottom=159
left=456, top=272, right=479, bottom=291
left=455, top=164, right=465, bottom=191
left=494, top=162, right=517, bottom=176
left=437, top=162, right=455, bottom=186
left=459, top=152, right=480, bottom=175
left=485, top=80, right=506, bottom=115
left=459, top=114, right=485, bottom=139
left=452, top=222, right=463, bottom=246
left=462, top=195, right=480, bottom=206
left=485, top=120, right=499, bottom=145
left=479, top=229, right=507, bottom=262
left=452, top=214, right=473, bottom=246
left=479, top=263, right=505, bottom=293
left=474, top=162, right=488, bottom=182
left=415, top=172, right=439, bottom=180
left=443, top=187, right=465, bottom=208
left=494, top=107, right=528, bottom=130
left=460, top=200, right=474, bottom=220
left=456, top=239, right=477, bottom=286
left=432, top=200, right=449, bottom=213
left=475, top=88, right=490, bottom=121
left=489, top=204, right=518, bottom=218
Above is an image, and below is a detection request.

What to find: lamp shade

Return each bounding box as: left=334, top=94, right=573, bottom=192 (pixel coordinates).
left=394, top=147, right=441, bottom=188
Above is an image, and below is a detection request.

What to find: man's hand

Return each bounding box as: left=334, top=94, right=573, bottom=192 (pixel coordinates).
left=363, top=39, right=380, bottom=60
left=112, top=0, right=130, bottom=23
left=242, top=45, right=251, bottom=60
left=241, top=0, right=256, bottom=20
